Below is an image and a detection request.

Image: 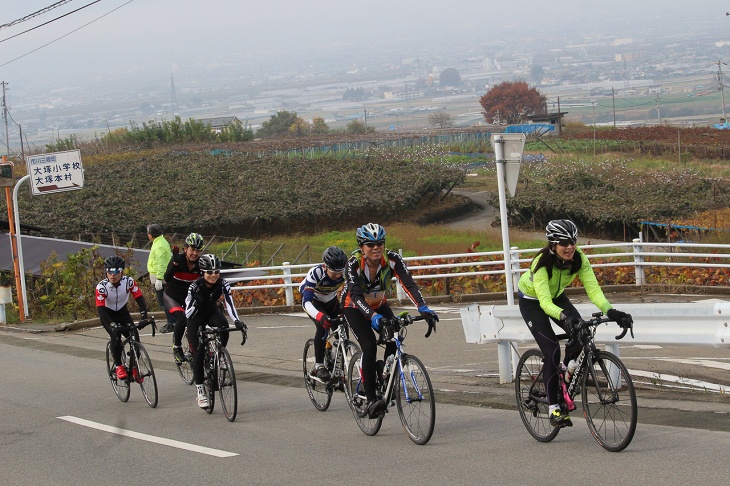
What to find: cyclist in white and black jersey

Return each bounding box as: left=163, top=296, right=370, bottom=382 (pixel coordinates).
left=185, top=254, right=246, bottom=408
left=95, top=256, right=150, bottom=381
left=299, top=246, right=347, bottom=382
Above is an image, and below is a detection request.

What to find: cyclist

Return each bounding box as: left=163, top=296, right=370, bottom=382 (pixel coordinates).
left=95, top=255, right=150, bottom=380
left=146, top=224, right=175, bottom=331
left=299, top=246, right=348, bottom=382
left=517, top=219, right=632, bottom=428
left=164, top=232, right=204, bottom=362
left=340, top=223, right=438, bottom=418
left=186, top=253, right=246, bottom=408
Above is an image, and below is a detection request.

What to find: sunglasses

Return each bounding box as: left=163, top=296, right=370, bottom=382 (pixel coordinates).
left=363, top=241, right=384, bottom=248
left=327, top=267, right=344, bottom=274
left=106, top=268, right=122, bottom=275
left=202, top=269, right=221, bottom=275
left=557, top=239, right=576, bottom=247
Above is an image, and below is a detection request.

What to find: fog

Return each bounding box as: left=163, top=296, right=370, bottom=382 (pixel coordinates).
left=1, top=0, right=728, bottom=87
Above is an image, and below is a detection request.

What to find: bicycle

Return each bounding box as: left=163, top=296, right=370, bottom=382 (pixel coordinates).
left=176, top=327, right=195, bottom=385
left=515, top=312, right=637, bottom=452
left=346, top=313, right=436, bottom=445
left=105, top=317, right=158, bottom=408
left=302, top=316, right=361, bottom=411
left=198, top=324, right=247, bottom=422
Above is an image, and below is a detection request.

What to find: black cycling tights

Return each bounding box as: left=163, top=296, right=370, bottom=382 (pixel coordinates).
left=187, top=306, right=230, bottom=386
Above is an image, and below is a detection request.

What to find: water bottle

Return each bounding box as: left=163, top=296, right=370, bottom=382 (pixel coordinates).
left=383, top=355, right=395, bottom=378
left=565, top=359, right=577, bottom=383
left=560, top=380, right=576, bottom=412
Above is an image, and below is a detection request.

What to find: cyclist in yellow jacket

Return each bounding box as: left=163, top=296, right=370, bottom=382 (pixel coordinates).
left=146, top=224, right=174, bottom=332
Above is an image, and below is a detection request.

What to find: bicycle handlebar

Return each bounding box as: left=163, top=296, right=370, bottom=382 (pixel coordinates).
left=110, top=315, right=156, bottom=337
left=566, top=312, right=634, bottom=341
left=200, top=325, right=248, bottom=346
left=378, top=314, right=435, bottom=343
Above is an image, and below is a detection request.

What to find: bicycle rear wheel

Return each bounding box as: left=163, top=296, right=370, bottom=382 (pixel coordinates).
left=217, top=347, right=238, bottom=422
left=106, top=341, right=130, bottom=402
left=515, top=349, right=559, bottom=442
left=133, top=342, right=158, bottom=408
left=338, top=340, right=361, bottom=395
left=302, top=339, right=332, bottom=411
left=395, top=354, right=435, bottom=445
left=176, top=329, right=194, bottom=385
left=346, top=351, right=383, bottom=436
left=581, top=351, right=637, bottom=452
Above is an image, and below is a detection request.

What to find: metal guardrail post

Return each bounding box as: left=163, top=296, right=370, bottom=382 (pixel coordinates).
left=633, top=238, right=645, bottom=285
left=396, top=249, right=405, bottom=301
left=282, top=262, right=294, bottom=306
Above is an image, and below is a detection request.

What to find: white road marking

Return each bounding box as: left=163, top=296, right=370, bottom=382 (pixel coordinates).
left=628, top=370, right=727, bottom=393
left=633, top=345, right=663, bottom=349
left=256, top=325, right=309, bottom=329
left=57, top=416, right=238, bottom=457
left=657, top=358, right=730, bottom=371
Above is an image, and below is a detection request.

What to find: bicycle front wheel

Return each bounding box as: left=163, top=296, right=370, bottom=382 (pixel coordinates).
left=106, top=341, right=130, bottom=402
left=302, top=339, right=332, bottom=411
left=515, top=349, right=560, bottom=442
left=203, top=348, right=216, bottom=414
left=395, top=354, right=435, bottom=445
left=581, top=351, right=637, bottom=452
left=176, top=329, right=194, bottom=385
left=346, top=351, right=383, bottom=436
left=133, top=342, right=158, bottom=408
left=218, top=347, right=238, bottom=422
left=338, top=340, right=361, bottom=395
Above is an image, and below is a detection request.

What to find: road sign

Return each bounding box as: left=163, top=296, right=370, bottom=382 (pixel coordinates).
left=27, top=150, right=84, bottom=196
left=489, top=133, right=525, bottom=197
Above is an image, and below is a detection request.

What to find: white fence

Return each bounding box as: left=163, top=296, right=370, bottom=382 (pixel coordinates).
left=222, top=239, right=730, bottom=306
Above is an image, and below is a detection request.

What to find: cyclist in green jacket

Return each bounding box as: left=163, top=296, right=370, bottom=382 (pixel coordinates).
left=517, top=219, right=631, bottom=429
left=147, top=224, right=175, bottom=332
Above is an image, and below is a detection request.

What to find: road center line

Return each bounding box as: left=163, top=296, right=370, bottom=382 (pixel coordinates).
left=57, top=416, right=238, bottom=457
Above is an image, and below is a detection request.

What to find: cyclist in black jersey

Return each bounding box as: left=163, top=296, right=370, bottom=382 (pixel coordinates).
left=185, top=254, right=246, bottom=408
left=164, top=233, right=204, bottom=363
left=340, top=223, right=438, bottom=418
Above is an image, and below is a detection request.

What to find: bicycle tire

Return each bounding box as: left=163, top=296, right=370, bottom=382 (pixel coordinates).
left=395, top=354, right=436, bottom=445
left=515, top=349, right=560, bottom=442
left=346, top=351, right=383, bottom=436
left=581, top=350, right=637, bottom=452
left=217, top=347, right=238, bottom=422
left=302, top=338, right=332, bottom=411
left=176, top=329, right=194, bottom=385
left=133, top=342, right=158, bottom=408
left=338, top=340, right=361, bottom=395
left=203, top=344, right=216, bottom=414
left=106, top=341, right=130, bottom=402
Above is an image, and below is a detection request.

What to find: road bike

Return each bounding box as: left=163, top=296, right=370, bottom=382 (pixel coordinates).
left=105, top=317, right=158, bottom=408
left=176, top=327, right=195, bottom=385
left=346, top=313, right=436, bottom=445
left=198, top=324, right=247, bottom=422
left=515, top=312, right=637, bottom=452
left=303, top=316, right=360, bottom=411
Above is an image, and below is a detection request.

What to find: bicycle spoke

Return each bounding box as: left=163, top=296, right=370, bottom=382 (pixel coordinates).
left=396, top=354, right=435, bottom=445
left=218, top=347, right=238, bottom=422
left=515, top=349, right=559, bottom=443
left=302, top=339, right=332, bottom=411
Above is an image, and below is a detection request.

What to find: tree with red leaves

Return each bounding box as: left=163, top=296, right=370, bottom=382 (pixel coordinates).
left=479, top=81, right=547, bottom=125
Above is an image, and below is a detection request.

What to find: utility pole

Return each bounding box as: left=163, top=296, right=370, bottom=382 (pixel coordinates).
left=655, top=95, right=661, bottom=125
left=1, top=81, right=9, bottom=155
left=363, top=108, right=368, bottom=129
left=612, top=87, right=617, bottom=127
left=717, top=60, right=727, bottom=121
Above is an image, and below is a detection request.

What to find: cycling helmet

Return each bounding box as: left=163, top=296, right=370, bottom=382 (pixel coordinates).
left=356, top=223, right=386, bottom=245
left=185, top=232, right=205, bottom=250
left=104, top=255, right=126, bottom=271
left=147, top=223, right=163, bottom=238
left=322, top=246, right=347, bottom=272
left=198, top=254, right=221, bottom=271
left=546, top=219, right=578, bottom=245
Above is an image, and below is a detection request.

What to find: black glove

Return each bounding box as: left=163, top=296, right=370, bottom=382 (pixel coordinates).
left=234, top=319, right=246, bottom=331
left=315, top=312, right=331, bottom=330
left=563, top=315, right=581, bottom=333
left=607, top=309, right=632, bottom=328
left=138, top=319, right=149, bottom=330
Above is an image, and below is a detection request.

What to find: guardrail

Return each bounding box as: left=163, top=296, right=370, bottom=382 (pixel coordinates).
left=460, top=301, right=730, bottom=384
left=222, top=240, right=730, bottom=306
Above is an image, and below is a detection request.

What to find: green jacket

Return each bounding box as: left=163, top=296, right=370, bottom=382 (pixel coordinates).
left=517, top=247, right=611, bottom=320
left=147, top=235, right=172, bottom=280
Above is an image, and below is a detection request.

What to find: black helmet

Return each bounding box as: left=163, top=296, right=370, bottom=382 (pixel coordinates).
left=356, top=223, right=386, bottom=246
left=104, top=255, right=126, bottom=271
left=198, top=254, right=221, bottom=271
left=185, top=232, right=205, bottom=250
left=546, top=219, right=578, bottom=245
left=322, top=246, right=347, bottom=272
left=147, top=223, right=163, bottom=238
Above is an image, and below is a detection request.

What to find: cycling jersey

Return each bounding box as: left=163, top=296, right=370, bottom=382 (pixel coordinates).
left=147, top=235, right=172, bottom=281
left=299, top=263, right=344, bottom=320
left=185, top=277, right=241, bottom=323
left=95, top=275, right=144, bottom=311
left=164, top=252, right=201, bottom=304
left=517, top=247, right=610, bottom=320
left=341, top=248, right=426, bottom=319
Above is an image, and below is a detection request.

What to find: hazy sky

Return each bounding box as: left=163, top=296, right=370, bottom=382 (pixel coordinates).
left=1, top=1, right=729, bottom=88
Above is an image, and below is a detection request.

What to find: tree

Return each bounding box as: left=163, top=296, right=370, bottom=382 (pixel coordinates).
left=311, top=117, right=329, bottom=135
left=257, top=110, right=301, bottom=138
left=439, top=68, right=462, bottom=87
left=345, top=120, right=375, bottom=134
left=428, top=111, right=454, bottom=129
left=479, top=81, right=547, bottom=125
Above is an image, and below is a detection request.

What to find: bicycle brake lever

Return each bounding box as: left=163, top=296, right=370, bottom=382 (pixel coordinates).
left=240, top=328, right=247, bottom=346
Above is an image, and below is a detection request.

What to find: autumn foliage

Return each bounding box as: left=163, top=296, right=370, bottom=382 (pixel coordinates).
left=479, top=81, right=547, bottom=125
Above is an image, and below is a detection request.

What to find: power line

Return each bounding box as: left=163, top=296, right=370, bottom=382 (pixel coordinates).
left=0, top=1, right=102, bottom=45
left=0, top=0, right=75, bottom=30
left=0, top=0, right=134, bottom=69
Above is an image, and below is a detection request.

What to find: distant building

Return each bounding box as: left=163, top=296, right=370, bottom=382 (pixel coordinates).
left=524, top=112, right=568, bottom=136
left=196, top=116, right=244, bottom=134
